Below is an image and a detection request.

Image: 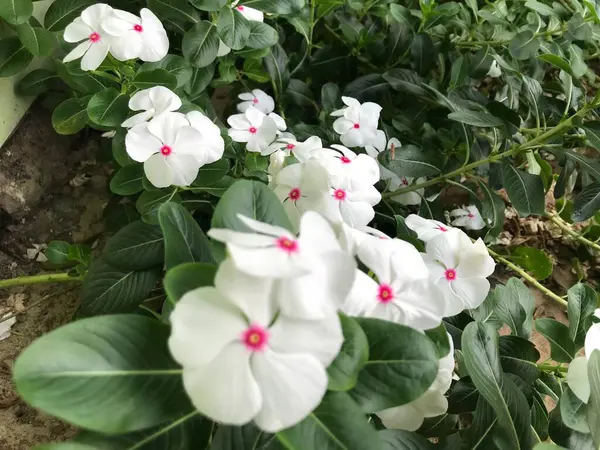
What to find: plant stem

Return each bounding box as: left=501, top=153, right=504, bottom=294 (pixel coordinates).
left=0, top=273, right=81, bottom=289
left=487, top=248, right=568, bottom=308
left=382, top=106, right=590, bottom=199
left=547, top=213, right=600, bottom=253
left=455, top=26, right=567, bottom=48
left=537, top=362, right=568, bottom=373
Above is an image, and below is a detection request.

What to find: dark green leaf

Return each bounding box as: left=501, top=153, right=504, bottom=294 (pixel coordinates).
left=327, top=315, right=368, bottom=391
left=184, top=64, right=215, bottom=100
left=0, top=36, right=33, bottom=77
left=87, top=88, right=129, bottom=128
left=567, top=283, right=598, bottom=346
left=560, top=386, right=590, bottom=433
left=16, top=23, right=57, bottom=56
left=239, top=0, right=304, bottom=15
left=0, top=0, right=33, bottom=25
left=182, top=21, right=220, bottom=68
left=217, top=7, right=250, bottom=50
left=379, top=429, right=435, bottom=449
left=410, top=33, right=435, bottom=76
left=535, top=318, right=575, bottom=363
left=211, top=423, right=276, bottom=450
left=103, top=221, right=164, bottom=271
left=378, top=144, right=441, bottom=178
left=264, top=44, right=289, bottom=96
left=447, top=377, right=479, bottom=414
left=502, top=163, right=545, bottom=217
left=189, top=0, right=227, bottom=11
left=246, top=21, right=278, bottom=49
left=583, top=122, right=600, bottom=152
left=498, top=335, right=540, bottom=384
left=16, top=69, right=62, bottom=96
left=52, top=96, right=90, bottom=135
left=321, top=83, right=341, bottom=111
left=146, top=0, right=199, bottom=23
left=163, top=262, right=217, bottom=304
left=131, top=69, right=178, bottom=90
left=139, top=55, right=193, bottom=88
left=192, top=158, right=229, bottom=187
left=448, top=110, right=504, bottom=128
left=573, top=182, right=600, bottom=222
left=509, top=30, right=541, bottom=60
left=136, top=189, right=182, bottom=225
left=109, top=164, right=144, bottom=196
left=343, top=74, right=390, bottom=103
left=44, top=0, right=94, bottom=31
left=538, top=54, right=572, bottom=74
left=383, top=69, right=429, bottom=98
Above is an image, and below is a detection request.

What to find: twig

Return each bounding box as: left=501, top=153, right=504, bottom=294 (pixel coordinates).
left=547, top=213, right=600, bottom=253
left=0, top=272, right=81, bottom=289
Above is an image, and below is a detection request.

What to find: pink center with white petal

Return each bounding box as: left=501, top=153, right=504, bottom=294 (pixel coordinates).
left=402, top=178, right=409, bottom=186
left=276, top=236, right=298, bottom=253
left=237, top=5, right=245, bottom=11
left=89, top=32, right=100, bottom=43
left=242, top=325, right=269, bottom=351
left=340, top=156, right=352, bottom=164
left=436, top=225, right=448, bottom=232
left=289, top=187, right=301, bottom=201
left=249, top=127, right=257, bottom=134
left=333, top=189, right=346, bottom=201
left=160, top=145, right=172, bottom=156
left=467, top=213, right=474, bottom=219
left=445, top=268, right=457, bottom=281
left=133, top=24, right=143, bottom=32
left=286, top=143, right=295, bottom=150
left=353, top=123, right=360, bottom=129
left=253, top=98, right=259, bottom=104
left=377, top=284, right=394, bottom=304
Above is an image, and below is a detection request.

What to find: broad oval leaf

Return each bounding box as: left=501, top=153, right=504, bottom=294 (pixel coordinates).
left=502, top=163, right=545, bottom=217
left=139, top=55, right=193, bottom=88
left=131, top=68, right=178, bottom=90
left=509, top=30, right=541, bottom=60
left=146, top=0, right=199, bottom=23
left=45, top=240, right=71, bottom=265
left=16, top=23, right=57, bottom=57
left=211, top=423, right=276, bottom=450
left=327, top=315, right=369, bottom=392
left=0, top=36, right=33, bottom=77
left=52, top=96, right=90, bottom=135
left=44, top=0, right=94, bottom=31
left=217, top=7, right=251, bottom=50
left=184, top=64, right=216, bottom=100
left=103, top=220, right=164, bottom=271
left=136, top=189, right=182, bottom=225
left=535, top=318, right=575, bottom=363
left=182, top=21, right=220, bottom=68
left=13, top=315, right=191, bottom=434
left=350, top=318, right=439, bottom=412
left=246, top=21, right=278, bottom=49
left=163, top=262, right=217, bottom=304
left=0, top=0, right=33, bottom=25
left=87, top=88, right=130, bottom=128
left=448, top=110, right=504, bottom=128
left=379, top=429, right=435, bottom=449
left=567, top=283, right=598, bottom=346
left=378, top=144, right=441, bottom=178
left=16, top=69, right=62, bottom=96
left=560, top=386, right=590, bottom=433
left=80, top=258, right=161, bottom=316
left=512, top=246, right=553, bottom=281
left=109, top=164, right=144, bottom=196
left=573, top=182, right=600, bottom=222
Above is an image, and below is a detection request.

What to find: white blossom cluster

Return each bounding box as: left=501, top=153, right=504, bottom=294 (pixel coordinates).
left=63, top=4, right=169, bottom=71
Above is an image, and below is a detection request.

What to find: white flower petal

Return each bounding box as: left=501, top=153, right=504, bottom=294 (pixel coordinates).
left=125, top=123, right=162, bottom=162
left=129, top=89, right=153, bottom=111
left=268, top=112, right=287, bottom=131
left=139, top=30, right=170, bottom=62
left=377, top=404, right=424, bottom=431
left=450, top=277, right=490, bottom=310
left=333, top=117, right=353, bottom=134
left=567, top=356, right=590, bottom=403
left=585, top=323, right=600, bottom=359
left=235, top=5, right=264, bottom=22
left=121, top=110, right=155, bottom=128
left=81, top=4, right=113, bottom=28
left=144, top=153, right=173, bottom=188
left=425, top=229, right=469, bottom=269
left=405, top=215, right=451, bottom=242
left=342, top=269, right=379, bottom=316
left=228, top=113, right=250, bottom=129
left=340, top=127, right=365, bottom=148
left=149, top=86, right=182, bottom=114
left=167, top=154, right=201, bottom=186
left=64, top=18, right=91, bottom=42
left=81, top=42, right=109, bottom=71
left=63, top=41, right=91, bottom=63
left=148, top=112, right=189, bottom=146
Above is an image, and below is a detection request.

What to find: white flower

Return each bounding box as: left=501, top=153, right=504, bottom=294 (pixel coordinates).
left=422, top=229, right=495, bottom=317
left=0, top=314, right=16, bottom=341
left=273, top=160, right=331, bottom=231
left=26, top=244, right=48, bottom=262
left=319, top=177, right=381, bottom=229
left=264, top=133, right=298, bottom=156
left=405, top=215, right=452, bottom=242
left=125, top=112, right=206, bottom=188
left=366, top=132, right=425, bottom=205
left=102, top=8, right=168, bottom=62
left=342, top=236, right=445, bottom=329
left=486, top=60, right=502, bottom=78
left=450, top=205, right=486, bottom=231
left=238, top=89, right=275, bottom=115
left=232, top=1, right=264, bottom=22
left=186, top=111, right=225, bottom=165
left=338, top=223, right=391, bottom=256
left=228, top=107, right=278, bottom=153
left=332, top=97, right=381, bottom=148
left=168, top=259, right=342, bottom=432
left=208, top=212, right=356, bottom=319
left=377, top=336, right=454, bottom=431
left=567, top=311, right=600, bottom=403
left=102, top=130, right=117, bottom=138
left=121, top=86, right=182, bottom=128
left=217, top=39, right=231, bottom=56
left=317, top=145, right=380, bottom=189
left=291, top=136, right=328, bottom=162
left=63, top=4, right=114, bottom=71
left=269, top=112, right=287, bottom=132
left=267, top=149, right=288, bottom=181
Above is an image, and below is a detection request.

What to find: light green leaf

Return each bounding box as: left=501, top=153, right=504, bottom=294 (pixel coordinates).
left=16, top=23, right=57, bottom=56
left=45, top=241, right=71, bottom=265
left=509, top=30, right=541, bottom=60
left=0, top=0, right=33, bottom=25
left=103, top=221, right=164, bottom=271
left=512, top=246, right=553, bottom=280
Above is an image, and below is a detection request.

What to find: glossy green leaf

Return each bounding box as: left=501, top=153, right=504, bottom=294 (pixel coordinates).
left=192, top=158, right=229, bottom=187
left=0, top=0, right=33, bottom=25
left=14, top=315, right=190, bottom=434
left=16, top=23, right=57, bottom=57
left=109, top=165, right=144, bottom=196
left=163, top=262, right=217, bottom=304
left=264, top=44, right=289, bottom=96
left=87, top=88, right=129, bottom=127
left=502, top=163, right=545, bottom=217
left=131, top=69, right=178, bottom=90
left=217, top=7, right=250, bottom=50
left=498, top=335, right=540, bottom=384
left=0, top=36, right=33, bottom=78
left=535, top=319, right=575, bottom=363
left=184, top=64, right=215, bottom=100
left=44, top=0, right=93, bottom=31
left=136, top=189, right=182, bottom=225
left=45, top=240, right=71, bottom=265
left=568, top=283, right=598, bottom=346
left=103, top=220, right=164, bottom=271
left=16, top=69, right=62, bottom=96
left=146, top=0, right=199, bottom=23
left=573, top=182, right=600, bottom=222
left=512, top=246, right=553, bottom=280
left=52, top=96, right=90, bottom=135
left=509, top=30, right=540, bottom=60
left=139, top=55, right=193, bottom=88
left=246, top=21, right=278, bottom=49
left=182, top=21, right=220, bottom=68
left=327, top=315, right=369, bottom=391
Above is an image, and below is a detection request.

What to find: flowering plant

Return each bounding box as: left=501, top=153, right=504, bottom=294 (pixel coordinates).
left=3, top=0, right=600, bottom=449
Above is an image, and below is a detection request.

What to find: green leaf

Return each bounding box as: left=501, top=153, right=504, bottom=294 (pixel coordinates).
left=13, top=315, right=191, bottom=434
left=538, top=54, right=573, bottom=75
left=79, top=259, right=161, bottom=316
left=379, top=430, right=435, bottom=449
left=277, top=391, right=381, bottom=450
left=264, top=44, right=289, bottom=96
left=350, top=318, right=439, bottom=412
left=109, top=164, right=144, bottom=196
left=0, top=0, right=33, bottom=25
left=52, top=96, right=90, bottom=135
left=568, top=45, right=587, bottom=78
left=509, top=30, right=541, bottom=60
left=184, top=64, right=215, bottom=100
left=512, top=246, right=553, bottom=280
left=531, top=390, right=549, bottom=442
left=582, top=122, right=600, bottom=152
left=246, top=21, right=278, bottom=49
left=573, top=182, right=600, bottom=222
left=239, top=0, right=304, bottom=15
left=567, top=283, right=598, bottom=346
left=525, top=0, right=556, bottom=16
left=103, top=221, right=164, bottom=271
left=16, top=23, right=57, bottom=56
left=211, top=423, right=276, bottom=450
left=192, top=158, right=229, bottom=187
left=183, top=21, right=220, bottom=68
left=560, top=386, right=590, bottom=433
left=378, top=144, right=441, bottom=178
left=15, top=69, right=62, bottom=96
left=383, top=69, right=429, bottom=98
left=139, top=55, right=193, bottom=88
left=44, top=0, right=93, bottom=31
left=502, top=163, right=545, bottom=217
left=498, top=335, right=540, bottom=384
left=535, top=319, right=575, bottom=363
left=45, top=240, right=71, bottom=265
left=131, top=69, right=178, bottom=90
left=448, top=110, right=504, bottom=128
left=146, top=0, right=199, bottom=23
left=587, top=350, right=600, bottom=447
left=568, top=13, right=593, bottom=41
left=0, top=36, right=33, bottom=78
left=163, top=262, right=217, bottom=304
left=447, top=377, right=479, bottom=414
left=478, top=180, right=505, bottom=232
left=327, top=315, right=368, bottom=391
left=87, top=88, right=129, bottom=128
left=462, top=322, right=532, bottom=449
left=112, top=128, right=134, bottom=167
left=211, top=179, right=292, bottom=232
left=189, top=0, right=227, bottom=11
left=492, top=283, right=527, bottom=338
left=191, top=175, right=235, bottom=197
left=136, top=189, right=182, bottom=225
left=321, top=82, right=341, bottom=111
left=217, top=7, right=250, bottom=50
left=410, top=33, right=435, bottom=76
left=158, top=202, right=214, bottom=270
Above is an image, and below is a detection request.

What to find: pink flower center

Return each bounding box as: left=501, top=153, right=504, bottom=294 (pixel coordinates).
left=276, top=236, right=298, bottom=253
left=333, top=189, right=346, bottom=201
left=242, top=325, right=268, bottom=351
left=445, top=268, right=457, bottom=281
left=237, top=5, right=245, bottom=11
left=340, top=156, right=352, bottom=164
left=249, top=127, right=257, bottom=134
left=89, top=32, right=100, bottom=43
left=160, top=145, right=172, bottom=156
left=253, top=98, right=259, bottom=104
left=353, top=123, right=360, bottom=129
left=468, top=213, right=474, bottom=219
left=377, top=284, right=394, bottom=304
left=436, top=226, right=448, bottom=232
left=286, top=143, right=295, bottom=150
left=402, top=178, right=409, bottom=186
left=133, top=24, right=143, bottom=33
left=289, top=187, right=301, bottom=201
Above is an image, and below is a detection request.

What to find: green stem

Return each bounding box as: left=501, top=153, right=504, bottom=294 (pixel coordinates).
left=537, top=362, right=568, bottom=373
left=455, top=26, right=567, bottom=48
left=0, top=273, right=80, bottom=289
left=548, top=213, right=600, bottom=253
left=487, top=248, right=568, bottom=308
left=382, top=106, right=590, bottom=199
